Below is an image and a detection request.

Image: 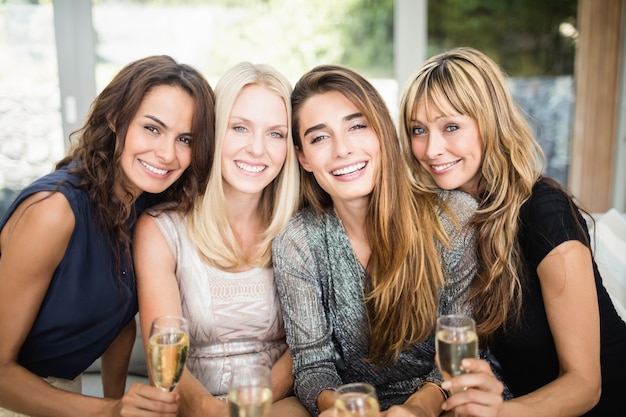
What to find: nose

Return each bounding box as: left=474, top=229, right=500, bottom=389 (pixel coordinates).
left=155, top=136, right=176, bottom=163
left=333, top=131, right=353, bottom=158
left=246, top=131, right=264, bottom=157
left=425, top=131, right=446, bottom=159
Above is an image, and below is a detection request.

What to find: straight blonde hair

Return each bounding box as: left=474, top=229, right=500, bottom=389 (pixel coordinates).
left=187, top=62, right=300, bottom=269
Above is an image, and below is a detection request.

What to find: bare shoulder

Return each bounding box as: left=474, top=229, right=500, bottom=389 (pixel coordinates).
left=1, top=191, right=74, bottom=246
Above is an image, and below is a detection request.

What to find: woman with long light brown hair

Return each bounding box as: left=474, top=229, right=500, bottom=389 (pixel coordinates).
left=272, top=64, right=503, bottom=417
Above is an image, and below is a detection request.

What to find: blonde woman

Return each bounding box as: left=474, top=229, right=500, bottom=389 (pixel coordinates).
left=135, top=62, right=307, bottom=417
left=400, top=47, right=626, bottom=416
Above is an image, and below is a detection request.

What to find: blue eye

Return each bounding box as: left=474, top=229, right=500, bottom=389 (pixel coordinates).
left=445, top=124, right=459, bottom=132
left=270, top=131, right=286, bottom=139
left=411, top=126, right=426, bottom=135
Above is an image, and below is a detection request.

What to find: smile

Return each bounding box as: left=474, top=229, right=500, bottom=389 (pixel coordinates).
left=332, top=162, right=367, bottom=176
left=236, top=161, right=267, bottom=173
left=140, top=160, right=169, bottom=175
left=431, top=160, right=460, bottom=172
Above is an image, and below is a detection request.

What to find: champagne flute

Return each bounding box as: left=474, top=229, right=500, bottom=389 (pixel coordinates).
left=436, top=315, right=478, bottom=416
left=335, top=382, right=380, bottom=417
left=147, top=315, right=190, bottom=392
left=436, top=315, right=478, bottom=382
left=228, top=364, right=273, bottom=417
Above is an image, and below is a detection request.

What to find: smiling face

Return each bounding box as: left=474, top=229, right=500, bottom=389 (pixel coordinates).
left=410, top=98, right=483, bottom=196
left=118, top=84, right=194, bottom=199
left=220, top=84, right=288, bottom=199
left=296, top=91, right=380, bottom=207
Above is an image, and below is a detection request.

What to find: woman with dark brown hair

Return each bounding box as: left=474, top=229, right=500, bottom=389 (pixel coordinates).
left=0, top=55, right=215, bottom=417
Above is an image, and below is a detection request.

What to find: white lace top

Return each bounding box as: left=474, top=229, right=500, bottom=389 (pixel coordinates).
left=152, top=211, right=287, bottom=398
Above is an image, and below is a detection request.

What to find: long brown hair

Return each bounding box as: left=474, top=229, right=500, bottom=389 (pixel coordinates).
left=399, top=47, right=544, bottom=341
left=292, top=65, right=447, bottom=362
left=56, top=55, right=216, bottom=263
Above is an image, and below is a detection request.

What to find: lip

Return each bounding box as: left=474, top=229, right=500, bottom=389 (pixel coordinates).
left=139, top=159, right=171, bottom=177
left=235, top=160, right=268, bottom=174
left=429, top=159, right=460, bottom=174
left=331, top=161, right=367, bottom=177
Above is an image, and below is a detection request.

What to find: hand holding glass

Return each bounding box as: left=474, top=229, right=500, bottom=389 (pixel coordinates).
left=228, top=364, right=273, bottom=417
left=334, top=382, right=380, bottom=417
left=148, top=315, right=190, bottom=392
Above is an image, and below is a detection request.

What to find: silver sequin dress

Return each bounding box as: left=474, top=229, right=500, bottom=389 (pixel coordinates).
left=272, top=190, right=479, bottom=415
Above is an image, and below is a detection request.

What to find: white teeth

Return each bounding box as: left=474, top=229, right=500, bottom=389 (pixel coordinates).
left=140, top=160, right=168, bottom=175
left=332, top=162, right=366, bottom=176
left=236, top=161, right=266, bottom=173
left=431, top=160, right=458, bottom=172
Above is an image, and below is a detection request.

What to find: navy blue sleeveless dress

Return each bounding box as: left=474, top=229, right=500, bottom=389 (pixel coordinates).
left=0, top=164, right=145, bottom=379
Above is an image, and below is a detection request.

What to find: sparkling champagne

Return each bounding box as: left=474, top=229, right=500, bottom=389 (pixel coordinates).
left=148, top=331, right=189, bottom=392
left=436, top=329, right=478, bottom=380
left=335, top=393, right=380, bottom=417
left=228, top=386, right=272, bottom=417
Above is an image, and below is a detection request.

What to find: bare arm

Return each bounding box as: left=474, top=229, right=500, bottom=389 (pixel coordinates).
left=134, top=213, right=227, bottom=417
left=101, top=318, right=136, bottom=399
left=498, top=240, right=601, bottom=417
left=381, top=383, right=446, bottom=417
left=270, top=349, right=295, bottom=401
left=0, top=192, right=178, bottom=417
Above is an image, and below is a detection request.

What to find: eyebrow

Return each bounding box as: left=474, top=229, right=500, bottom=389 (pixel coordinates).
left=145, top=114, right=168, bottom=129
left=230, top=116, right=288, bottom=132
left=303, top=112, right=363, bottom=137
left=144, top=114, right=192, bottom=137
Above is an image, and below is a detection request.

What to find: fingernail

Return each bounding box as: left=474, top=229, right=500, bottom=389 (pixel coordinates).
left=441, top=381, right=451, bottom=390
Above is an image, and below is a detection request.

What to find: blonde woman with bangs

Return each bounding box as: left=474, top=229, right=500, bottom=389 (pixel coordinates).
left=134, top=62, right=309, bottom=417
left=271, top=64, right=498, bottom=417
left=400, top=47, right=626, bottom=416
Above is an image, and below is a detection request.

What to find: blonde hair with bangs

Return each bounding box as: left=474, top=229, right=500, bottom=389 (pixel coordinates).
left=399, top=47, right=546, bottom=339
left=187, top=62, right=300, bottom=269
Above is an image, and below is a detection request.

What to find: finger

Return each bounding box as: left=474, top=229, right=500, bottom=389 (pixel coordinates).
left=460, top=358, right=494, bottom=374
left=121, top=384, right=179, bottom=414
left=443, top=373, right=504, bottom=395
left=443, top=387, right=503, bottom=417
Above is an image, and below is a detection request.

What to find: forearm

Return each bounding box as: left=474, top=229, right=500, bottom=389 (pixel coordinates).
left=270, top=350, right=294, bottom=401
left=400, top=383, right=447, bottom=417
left=177, top=369, right=227, bottom=417
left=499, top=372, right=600, bottom=417
left=0, top=361, right=114, bottom=417
left=101, top=319, right=136, bottom=398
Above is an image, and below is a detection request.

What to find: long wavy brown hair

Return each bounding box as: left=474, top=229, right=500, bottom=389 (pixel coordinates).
left=399, top=47, right=545, bottom=342
left=292, top=65, right=447, bottom=363
left=56, top=55, right=216, bottom=267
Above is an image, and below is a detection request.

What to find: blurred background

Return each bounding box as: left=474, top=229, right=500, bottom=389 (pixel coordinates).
left=1, top=0, right=624, bottom=216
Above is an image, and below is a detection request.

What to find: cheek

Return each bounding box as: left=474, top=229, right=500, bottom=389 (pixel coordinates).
left=270, top=141, right=288, bottom=165
left=179, top=147, right=193, bottom=169
left=411, top=139, right=425, bottom=159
